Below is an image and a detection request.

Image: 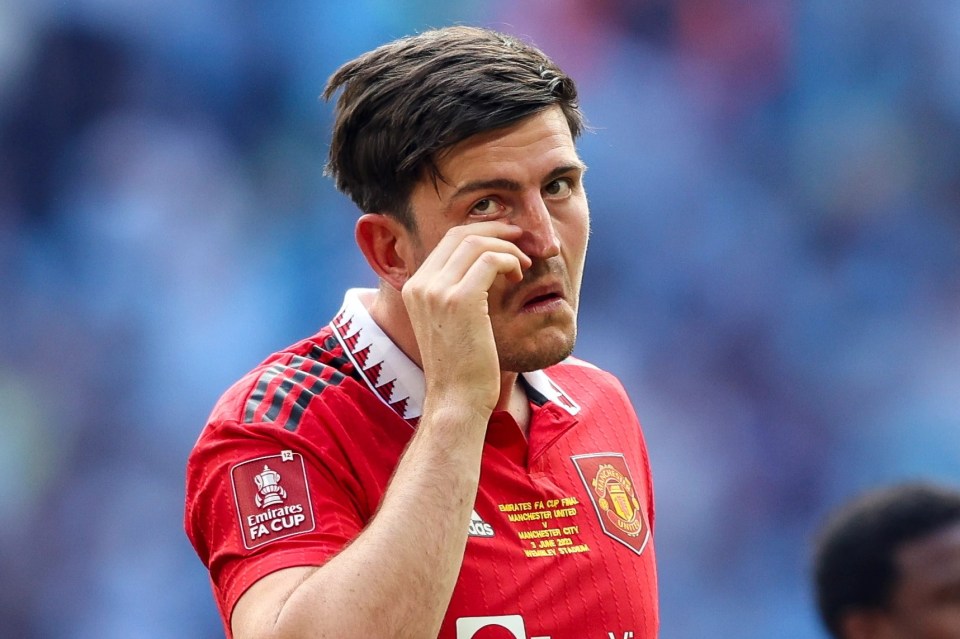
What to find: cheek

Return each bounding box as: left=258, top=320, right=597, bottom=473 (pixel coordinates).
left=405, top=225, right=442, bottom=271
left=572, top=200, right=590, bottom=249
left=560, top=210, right=590, bottom=272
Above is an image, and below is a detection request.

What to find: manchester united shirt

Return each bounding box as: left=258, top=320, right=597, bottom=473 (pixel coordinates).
left=185, top=289, right=659, bottom=639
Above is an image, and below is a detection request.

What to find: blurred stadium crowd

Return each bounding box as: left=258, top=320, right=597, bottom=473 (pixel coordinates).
left=0, top=1, right=957, bottom=637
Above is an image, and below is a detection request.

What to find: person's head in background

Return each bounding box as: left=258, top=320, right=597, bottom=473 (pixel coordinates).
left=813, top=482, right=960, bottom=639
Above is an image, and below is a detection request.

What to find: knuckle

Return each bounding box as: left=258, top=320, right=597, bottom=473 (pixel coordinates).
left=461, top=234, right=483, bottom=249
left=423, top=287, right=446, bottom=305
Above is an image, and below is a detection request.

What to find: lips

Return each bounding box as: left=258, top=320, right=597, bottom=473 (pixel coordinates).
left=517, top=281, right=565, bottom=309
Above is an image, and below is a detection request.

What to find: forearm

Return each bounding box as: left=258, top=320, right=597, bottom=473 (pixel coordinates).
left=236, top=222, right=526, bottom=639
left=266, top=404, right=488, bottom=639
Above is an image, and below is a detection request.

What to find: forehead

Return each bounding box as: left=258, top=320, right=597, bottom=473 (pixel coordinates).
left=897, top=521, right=960, bottom=592
left=433, top=106, right=581, bottom=187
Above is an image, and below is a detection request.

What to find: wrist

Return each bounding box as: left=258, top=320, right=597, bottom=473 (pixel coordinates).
left=421, top=392, right=494, bottom=432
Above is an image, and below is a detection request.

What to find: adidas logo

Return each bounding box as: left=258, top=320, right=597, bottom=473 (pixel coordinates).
left=468, top=510, right=494, bottom=538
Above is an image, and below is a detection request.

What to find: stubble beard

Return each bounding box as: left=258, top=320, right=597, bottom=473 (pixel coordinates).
left=493, top=259, right=581, bottom=372
left=494, top=314, right=578, bottom=373
left=498, top=338, right=576, bottom=373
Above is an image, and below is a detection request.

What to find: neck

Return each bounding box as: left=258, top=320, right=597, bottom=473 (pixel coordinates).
left=498, top=372, right=532, bottom=436
left=365, top=285, right=419, bottom=365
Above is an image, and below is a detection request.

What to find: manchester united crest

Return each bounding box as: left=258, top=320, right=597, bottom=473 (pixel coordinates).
left=572, top=453, right=650, bottom=555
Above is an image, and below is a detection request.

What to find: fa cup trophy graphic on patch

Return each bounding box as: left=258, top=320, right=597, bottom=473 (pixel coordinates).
left=254, top=465, right=287, bottom=508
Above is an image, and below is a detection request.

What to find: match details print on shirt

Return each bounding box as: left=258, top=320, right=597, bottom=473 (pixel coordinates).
left=497, top=495, right=590, bottom=557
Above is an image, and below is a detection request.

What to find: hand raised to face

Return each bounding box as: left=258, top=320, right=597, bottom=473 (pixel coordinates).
left=401, top=221, right=532, bottom=414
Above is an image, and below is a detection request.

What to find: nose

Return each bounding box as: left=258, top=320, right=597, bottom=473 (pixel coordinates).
left=513, top=194, right=561, bottom=260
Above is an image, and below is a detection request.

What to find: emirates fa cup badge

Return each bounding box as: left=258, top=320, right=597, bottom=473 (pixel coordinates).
left=254, top=465, right=287, bottom=508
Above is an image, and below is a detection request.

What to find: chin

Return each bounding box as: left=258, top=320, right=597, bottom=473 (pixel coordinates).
left=498, top=329, right=577, bottom=373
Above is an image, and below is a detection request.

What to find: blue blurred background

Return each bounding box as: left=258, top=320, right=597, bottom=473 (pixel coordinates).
left=1, top=1, right=958, bottom=637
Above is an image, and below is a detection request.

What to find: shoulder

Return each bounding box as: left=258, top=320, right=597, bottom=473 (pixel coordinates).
left=205, top=327, right=360, bottom=433
left=548, top=355, right=627, bottom=392
left=542, top=355, right=644, bottom=422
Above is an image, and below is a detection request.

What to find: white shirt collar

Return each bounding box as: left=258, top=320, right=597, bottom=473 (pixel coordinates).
left=329, top=288, right=580, bottom=421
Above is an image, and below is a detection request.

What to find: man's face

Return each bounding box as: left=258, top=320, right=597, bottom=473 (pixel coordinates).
left=404, top=106, right=590, bottom=373
left=879, top=521, right=960, bottom=638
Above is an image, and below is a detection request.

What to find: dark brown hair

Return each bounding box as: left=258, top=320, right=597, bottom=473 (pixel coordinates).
left=813, top=482, right=960, bottom=638
left=322, top=25, right=584, bottom=228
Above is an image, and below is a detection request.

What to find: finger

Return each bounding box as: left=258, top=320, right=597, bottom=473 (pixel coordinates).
left=423, top=235, right=531, bottom=287
left=418, top=222, right=527, bottom=273
left=455, top=250, right=526, bottom=295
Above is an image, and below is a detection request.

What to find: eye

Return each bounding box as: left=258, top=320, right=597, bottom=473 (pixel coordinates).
left=469, top=197, right=506, bottom=217
left=544, top=178, right=573, bottom=198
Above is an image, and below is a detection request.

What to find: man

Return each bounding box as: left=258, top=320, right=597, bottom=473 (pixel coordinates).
left=813, top=482, right=960, bottom=639
left=185, top=26, right=658, bottom=639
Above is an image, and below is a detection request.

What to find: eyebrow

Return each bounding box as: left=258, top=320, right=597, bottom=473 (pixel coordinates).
left=448, top=162, right=588, bottom=202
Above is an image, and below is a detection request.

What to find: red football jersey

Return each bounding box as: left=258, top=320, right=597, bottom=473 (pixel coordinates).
left=185, top=289, right=659, bottom=639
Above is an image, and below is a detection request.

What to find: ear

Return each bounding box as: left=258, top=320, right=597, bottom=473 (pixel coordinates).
left=355, top=213, right=416, bottom=291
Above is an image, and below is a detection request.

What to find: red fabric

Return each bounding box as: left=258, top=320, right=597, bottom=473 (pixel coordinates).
left=185, top=292, right=658, bottom=639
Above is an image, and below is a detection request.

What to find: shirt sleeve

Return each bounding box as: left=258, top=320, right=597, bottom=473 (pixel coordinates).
left=184, top=418, right=366, bottom=626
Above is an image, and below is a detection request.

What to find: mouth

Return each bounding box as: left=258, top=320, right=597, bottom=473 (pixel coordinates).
left=518, top=283, right=566, bottom=312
